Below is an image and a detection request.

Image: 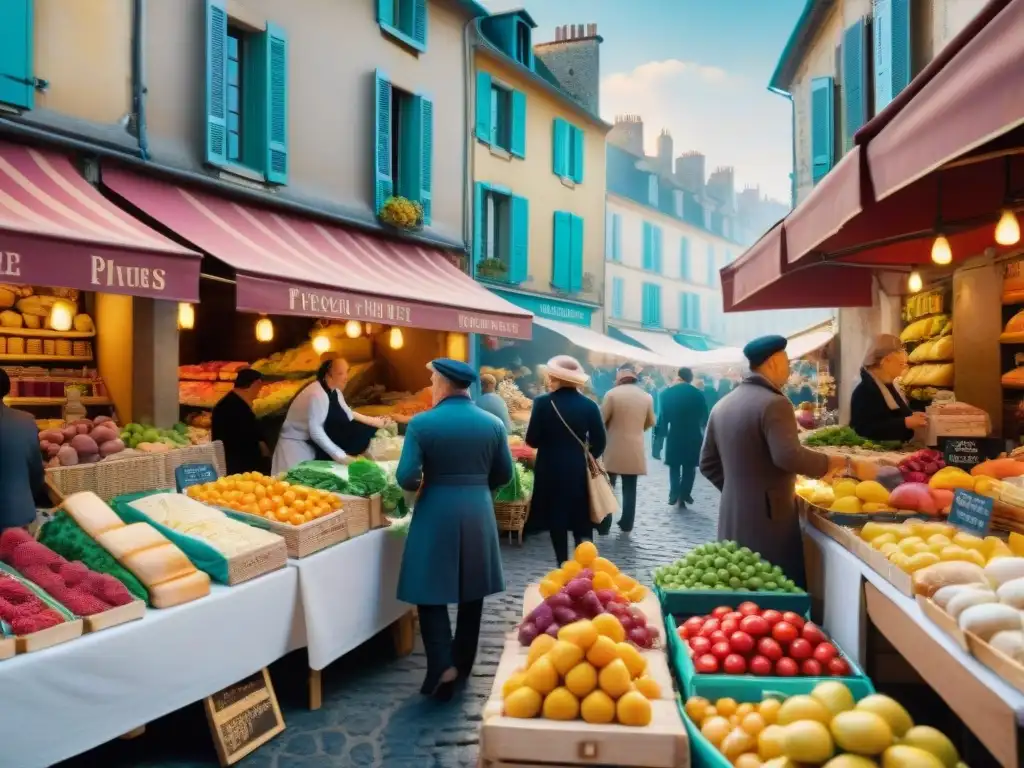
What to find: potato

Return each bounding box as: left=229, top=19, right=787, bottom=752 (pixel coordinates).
left=38, top=429, right=64, bottom=445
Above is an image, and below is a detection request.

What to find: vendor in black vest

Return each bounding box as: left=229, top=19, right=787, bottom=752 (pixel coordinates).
left=849, top=334, right=927, bottom=443
left=271, top=352, right=392, bottom=474
left=211, top=368, right=269, bottom=475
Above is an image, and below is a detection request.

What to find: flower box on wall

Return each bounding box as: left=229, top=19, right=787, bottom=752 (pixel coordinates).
left=378, top=196, right=424, bottom=232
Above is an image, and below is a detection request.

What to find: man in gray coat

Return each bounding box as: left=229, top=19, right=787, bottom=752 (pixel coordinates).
left=0, top=370, right=45, bottom=530
left=700, top=336, right=872, bottom=587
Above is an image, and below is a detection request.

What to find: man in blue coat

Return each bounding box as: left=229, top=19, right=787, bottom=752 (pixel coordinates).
left=396, top=358, right=513, bottom=701
left=655, top=367, right=708, bottom=508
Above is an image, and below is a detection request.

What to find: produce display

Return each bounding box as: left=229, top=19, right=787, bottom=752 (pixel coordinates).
left=908, top=335, right=954, bottom=364
left=367, top=423, right=403, bottom=461
left=503, top=620, right=661, bottom=725
left=539, top=542, right=648, bottom=603
left=654, top=541, right=805, bottom=594
left=676, top=602, right=851, bottom=678
left=860, top=521, right=1014, bottom=574
left=0, top=285, right=93, bottom=338
left=178, top=362, right=248, bottom=381
left=185, top=472, right=343, bottom=526
left=284, top=458, right=388, bottom=498
left=119, top=421, right=193, bottom=452
left=252, top=342, right=323, bottom=377
left=494, top=376, right=534, bottom=423
left=684, top=683, right=961, bottom=767
left=899, top=313, right=951, bottom=343
left=38, top=416, right=125, bottom=466
left=253, top=378, right=315, bottom=417
left=802, top=426, right=902, bottom=452
left=0, top=528, right=134, bottom=616
left=495, top=461, right=534, bottom=503
left=178, top=378, right=313, bottom=417
left=0, top=571, right=68, bottom=635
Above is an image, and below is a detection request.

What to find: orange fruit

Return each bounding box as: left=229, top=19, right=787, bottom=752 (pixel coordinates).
left=574, top=541, right=598, bottom=566
left=592, top=571, right=615, bottom=590
left=614, top=573, right=637, bottom=592
left=585, top=635, right=618, bottom=668
left=561, top=560, right=583, bottom=577
left=634, top=676, right=661, bottom=699
left=592, top=613, right=626, bottom=643
left=289, top=512, right=305, bottom=526
left=539, top=579, right=562, bottom=599
left=627, top=585, right=648, bottom=603
left=592, top=557, right=619, bottom=575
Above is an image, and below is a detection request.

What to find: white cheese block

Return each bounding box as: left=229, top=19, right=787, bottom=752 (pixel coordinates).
left=96, top=523, right=169, bottom=561
left=149, top=570, right=211, bottom=609
left=122, top=543, right=197, bottom=587
left=62, top=491, right=125, bottom=538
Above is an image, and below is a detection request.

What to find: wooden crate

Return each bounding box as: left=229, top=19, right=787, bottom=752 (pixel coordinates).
left=82, top=599, right=146, bottom=633
left=14, top=618, right=84, bottom=653
left=227, top=506, right=349, bottom=559
left=0, top=636, right=14, bottom=661
left=340, top=494, right=380, bottom=539
left=224, top=538, right=289, bottom=585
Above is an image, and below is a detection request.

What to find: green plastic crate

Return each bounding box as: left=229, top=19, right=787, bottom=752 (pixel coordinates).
left=654, top=583, right=811, bottom=617
left=676, top=694, right=732, bottom=768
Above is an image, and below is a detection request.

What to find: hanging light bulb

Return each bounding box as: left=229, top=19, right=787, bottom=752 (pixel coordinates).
left=311, top=333, right=331, bottom=355
left=255, top=315, right=274, bottom=342
left=364, top=322, right=373, bottom=336
left=344, top=320, right=362, bottom=338
left=996, top=209, right=1021, bottom=246
left=446, top=332, right=468, bottom=361
left=389, top=327, right=404, bottom=350
left=177, top=302, right=195, bottom=330
left=907, top=271, right=923, bottom=294
left=930, top=234, right=952, bottom=265
left=48, top=301, right=74, bottom=332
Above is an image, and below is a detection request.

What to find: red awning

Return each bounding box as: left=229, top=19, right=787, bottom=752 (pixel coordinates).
left=720, top=223, right=785, bottom=310
left=0, top=141, right=200, bottom=300
left=785, top=148, right=864, bottom=265
left=102, top=169, right=532, bottom=339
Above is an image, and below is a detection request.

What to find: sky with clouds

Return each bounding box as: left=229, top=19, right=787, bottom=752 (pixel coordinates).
left=482, top=0, right=806, bottom=204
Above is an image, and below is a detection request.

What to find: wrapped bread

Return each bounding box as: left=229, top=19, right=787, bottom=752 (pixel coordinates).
left=912, top=560, right=988, bottom=597
left=928, top=335, right=953, bottom=361
left=909, top=340, right=933, bottom=363
left=1002, top=309, right=1024, bottom=340
left=1002, top=367, right=1024, bottom=388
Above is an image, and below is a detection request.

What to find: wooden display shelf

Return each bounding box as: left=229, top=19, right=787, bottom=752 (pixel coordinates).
left=0, top=327, right=95, bottom=339
left=1000, top=332, right=1024, bottom=344
left=0, top=354, right=92, bottom=363
left=3, top=396, right=111, bottom=407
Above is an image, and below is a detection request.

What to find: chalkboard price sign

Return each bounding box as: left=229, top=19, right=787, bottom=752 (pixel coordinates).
left=948, top=489, right=995, bottom=537
left=176, top=463, right=219, bottom=492
left=938, top=437, right=1003, bottom=472
left=204, top=668, right=285, bottom=766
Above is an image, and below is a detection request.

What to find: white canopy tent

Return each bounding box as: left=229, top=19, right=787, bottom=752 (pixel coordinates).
left=786, top=319, right=837, bottom=359
left=533, top=317, right=672, bottom=367
left=613, top=327, right=745, bottom=368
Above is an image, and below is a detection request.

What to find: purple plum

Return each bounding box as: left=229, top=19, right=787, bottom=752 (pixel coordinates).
left=552, top=606, right=578, bottom=625
left=531, top=604, right=554, bottom=632
left=545, top=592, right=572, bottom=610
left=565, top=577, right=594, bottom=601
left=579, top=590, right=604, bottom=618
left=518, top=621, right=540, bottom=646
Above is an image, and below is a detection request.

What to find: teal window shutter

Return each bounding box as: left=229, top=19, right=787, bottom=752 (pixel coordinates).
left=204, top=0, right=229, bottom=167
left=890, top=0, right=911, bottom=98
left=692, top=293, right=701, bottom=331
left=510, top=90, right=527, bottom=158
left=810, top=76, right=835, bottom=184
left=653, top=226, right=663, bottom=274
left=475, top=72, right=492, bottom=142
left=641, top=222, right=652, bottom=270
left=569, top=214, right=584, bottom=292
left=842, top=19, right=868, bottom=152
left=872, top=0, right=892, bottom=111
left=472, top=182, right=486, bottom=265
left=552, top=119, right=568, bottom=176
left=641, top=284, right=649, bottom=325
left=0, top=0, right=34, bottom=110
left=413, top=0, right=427, bottom=48
left=373, top=70, right=394, bottom=213
left=706, top=243, right=715, bottom=286
left=612, top=278, right=624, bottom=319
left=679, top=293, right=688, bottom=330
left=552, top=211, right=571, bottom=290
left=414, top=94, right=433, bottom=224
left=680, top=237, right=691, bottom=280
left=572, top=127, right=584, bottom=183
left=263, top=23, right=288, bottom=184
left=509, top=195, right=529, bottom=283
left=614, top=213, right=622, bottom=261
left=377, top=0, right=394, bottom=26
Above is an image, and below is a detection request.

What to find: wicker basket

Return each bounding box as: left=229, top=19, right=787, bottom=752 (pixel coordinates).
left=341, top=494, right=385, bottom=539
left=494, top=498, right=530, bottom=545
left=224, top=494, right=374, bottom=558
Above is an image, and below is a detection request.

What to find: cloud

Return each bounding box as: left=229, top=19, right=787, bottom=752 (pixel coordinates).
left=604, top=59, right=732, bottom=89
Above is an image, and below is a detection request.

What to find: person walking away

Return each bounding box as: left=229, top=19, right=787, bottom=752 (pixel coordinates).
left=396, top=359, right=512, bottom=701
left=850, top=334, right=926, bottom=442
left=476, top=373, right=512, bottom=430
left=701, top=375, right=719, bottom=414
left=0, top=370, right=45, bottom=531
left=600, top=364, right=655, bottom=534
left=700, top=336, right=873, bottom=587
left=525, top=356, right=607, bottom=564
left=211, top=368, right=270, bottom=475
left=716, top=377, right=733, bottom=402
left=656, top=368, right=708, bottom=508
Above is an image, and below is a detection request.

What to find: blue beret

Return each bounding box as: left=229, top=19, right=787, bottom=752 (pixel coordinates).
left=743, top=335, right=788, bottom=368
left=429, top=358, right=477, bottom=387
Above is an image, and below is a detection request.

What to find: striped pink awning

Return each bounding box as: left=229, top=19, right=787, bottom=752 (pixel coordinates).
left=102, top=169, right=532, bottom=339
left=0, top=141, right=200, bottom=301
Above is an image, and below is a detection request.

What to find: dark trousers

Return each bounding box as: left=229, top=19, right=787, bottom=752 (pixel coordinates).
left=606, top=473, right=638, bottom=532
left=550, top=526, right=593, bottom=566
left=669, top=464, right=696, bottom=503
left=417, top=599, right=484, bottom=679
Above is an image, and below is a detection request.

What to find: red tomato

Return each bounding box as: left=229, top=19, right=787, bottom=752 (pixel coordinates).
left=761, top=609, right=783, bottom=626
left=709, top=630, right=729, bottom=645
left=774, top=657, right=799, bottom=677
left=711, top=641, right=732, bottom=660
left=802, top=622, right=827, bottom=646
left=788, top=638, right=813, bottom=661
left=723, top=654, right=747, bottom=675
left=689, top=637, right=711, bottom=655
left=698, top=619, right=721, bottom=638
left=771, top=621, right=798, bottom=645
left=694, top=653, right=720, bottom=673
left=827, top=657, right=851, bottom=676
left=720, top=618, right=740, bottom=636
left=738, top=601, right=761, bottom=616
left=801, top=658, right=823, bottom=676
left=728, top=630, right=755, bottom=655
left=813, top=642, right=838, bottom=664
left=682, top=616, right=704, bottom=635
left=711, top=606, right=732, bottom=619
left=749, top=655, right=773, bottom=676
left=782, top=611, right=806, bottom=630
left=739, top=615, right=770, bottom=637
left=757, top=637, right=783, bottom=662
left=723, top=611, right=743, bottom=623
left=677, top=625, right=690, bottom=640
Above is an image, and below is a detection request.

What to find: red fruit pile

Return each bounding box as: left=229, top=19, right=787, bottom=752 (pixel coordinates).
left=0, top=528, right=133, bottom=616
left=520, top=573, right=659, bottom=649
left=675, top=601, right=852, bottom=678
left=0, top=573, right=66, bottom=635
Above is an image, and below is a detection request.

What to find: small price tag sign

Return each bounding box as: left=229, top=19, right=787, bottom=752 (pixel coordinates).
left=175, top=463, right=218, bottom=492
left=948, top=489, right=994, bottom=537
left=938, top=437, right=1003, bottom=472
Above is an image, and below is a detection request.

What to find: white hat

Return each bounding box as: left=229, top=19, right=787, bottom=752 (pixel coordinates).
left=543, top=355, right=589, bottom=387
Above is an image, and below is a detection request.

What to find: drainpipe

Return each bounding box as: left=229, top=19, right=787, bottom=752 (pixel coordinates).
left=131, top=0, right=149, bottom=159
left=462, top=15, right=483, bottom=269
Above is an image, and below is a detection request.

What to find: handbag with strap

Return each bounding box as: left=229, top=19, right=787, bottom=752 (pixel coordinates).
left=550, top=401, right=619, bottom=525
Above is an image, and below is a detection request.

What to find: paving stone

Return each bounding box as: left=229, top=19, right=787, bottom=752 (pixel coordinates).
left=281, top=734, right=318, bottom=756
left=320, top=730, right=346, bottom=756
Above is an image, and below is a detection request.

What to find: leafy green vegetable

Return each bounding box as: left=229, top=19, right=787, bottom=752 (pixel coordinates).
left=348, top=458, right=387, bottom=496
left=803, top=426, right=902, bottom=451
left=285, top=458, right=388, bottom=498
left=495, top=462, right=533, bottom=502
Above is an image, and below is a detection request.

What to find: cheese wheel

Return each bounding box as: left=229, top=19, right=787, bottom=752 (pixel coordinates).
left=122, top=543, right=196, bottom=586
left=149, top=570, right=211, bottom=609
left=62, top=491, right=125, bottom=538
left=96, top=522, right=169, bottom=561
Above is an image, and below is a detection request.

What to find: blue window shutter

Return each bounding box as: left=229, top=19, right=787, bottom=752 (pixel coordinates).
left=612, top=278, right=623, bottom=319
left=414, top=94, right=433, bottom=224
left=614, top=214, right=622, bottom=261
left=569, top=214, right=584, bottom=293
left=510, top=90, right=527, bottom=158
left=843, top=19, right=868, bottom=152
left=810, top=76, right=835, bottom=184
left=692, top=294, right=701, bottom=331
left=472, top=182, right=486, bottom=265
left=680, top=237, right=691, bottom=280
left=413, top=0, right=427, bottom=48
left=552, top=211, right=571, bottom=290
left=509, top=195, right=529, bottom=283
left=890, top=0, right=911, bottom=98
left=552, top=119, right=568, bottom=176
left=641, top=222, right=652, bottom=271
left=872, top=0, right=893, bottom=112
left=641, top=284, right=649, bottom=325
left=475, top=72, right=492, bottom=142
left=373, top=70, right=393, bottom=213
left=263, top=23, right=288, bottom=184
left=204, top=0, right=229, bottom=167
left=0, top=0, right=34, bottom=110
left=572, top=127, right=584, bottom=184
left=652, top=285, right=661, bottom=327
left=376, top=0, right=394, bottom=26
left=706, top=243, right=715, bottom=286
left=653, top=226, right=663, bottom=273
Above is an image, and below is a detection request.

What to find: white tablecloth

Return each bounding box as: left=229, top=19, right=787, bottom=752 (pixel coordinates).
left=289, top=528, right=409, bottom=670
left=0, top=567, right=299, bottom=768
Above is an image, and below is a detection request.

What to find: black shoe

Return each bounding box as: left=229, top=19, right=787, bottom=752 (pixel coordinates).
left=684, top=495, right=694, bottom=505
left=420, top=666, right=458, bottom=697
left=668, top=495, right=679, bottom=505
left=678, top=501, right=687, bottom=509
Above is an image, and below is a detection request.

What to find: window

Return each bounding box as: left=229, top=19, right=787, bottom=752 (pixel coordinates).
left=552, top=211, right=584, bottom=293
left=648, top=174, right=659, bottom=206
left=642, top=283, right=662, bottom=328
left=553, top=118, right=584, bottom=183
left=205, top=3, right=288, bottom=184
left=607, top=212, right=622, bottom=262
left=642, top=222, right=662, bottom=273
left=374, top=71, right=434, bottom=222
left=680, top=292, right=701, bottom=332
left=0, top=0, right=34, bottom=109
left=377, top=0, right=427, bottom=52
left=810, top=76, right=836, bottom=185
left=680, top=237, right=692, bottom=281
left=611, top=278, right=624, bottom=319
left=673, top=190, right=684, bottom=218
left=515, top=20, right=533, bottom=67
left=474, top=183, right=528, bottom=283
left=873, top=0, right=911, bottom=113
left=476, top=72, right=525, bottom=157
left=706, top=243, right=716, bottom=286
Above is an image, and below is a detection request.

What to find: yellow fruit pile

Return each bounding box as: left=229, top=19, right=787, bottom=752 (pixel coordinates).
left=859, top=520, right=1013, bottom=572
left=503, top=618, right=660, bottom=726
left=686, top=683, right=960, bottom=767
left=186, top=472, right=342, bottom=527
left=539, top=541, right=647, bottom=603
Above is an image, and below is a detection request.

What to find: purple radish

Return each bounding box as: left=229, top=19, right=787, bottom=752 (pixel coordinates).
left=552, top=606, right=578, bottom=625
left=545, top=592, right=572, bottom=609
left=579, top=591, right=604, bottom=618
left=544, top=623, right=560, bottom=638
left=518, top=622, right=540, bottom=646
left=565, top=578, right=593, bottom=601
left=531, top=604, right=554, bottom=632
left=595, top=589, right=618, bottom=605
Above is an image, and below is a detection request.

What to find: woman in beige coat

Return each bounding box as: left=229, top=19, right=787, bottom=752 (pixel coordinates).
left=600, top=364, right=655, bottom=534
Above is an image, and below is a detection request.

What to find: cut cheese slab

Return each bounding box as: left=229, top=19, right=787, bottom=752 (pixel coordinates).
left=62, top=491, right=124, bottom=537
left=122, top=543, right=195, bottom=586
left=149, top=570, right=211, bottom=609
left=96, top=523, right=168, bottom=561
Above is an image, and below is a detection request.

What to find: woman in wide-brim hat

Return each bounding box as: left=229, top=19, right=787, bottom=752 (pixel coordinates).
left=525, top=355, right=607, bottom=564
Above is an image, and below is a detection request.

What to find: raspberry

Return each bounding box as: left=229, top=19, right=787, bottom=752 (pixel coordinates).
left=61, top=591, right=110, bottom=616
left=0, top=578, right=28, bottom=602
left=10, top=540, right=64, bottom=572
left=10, top=610, right=63, bottom=635
left=97, top=576, right=133, bottom=606
left=9, top=601, right=45, bottom=620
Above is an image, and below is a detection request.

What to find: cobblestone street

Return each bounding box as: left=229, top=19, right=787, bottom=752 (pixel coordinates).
left=59, top=457, right=721, bottom=768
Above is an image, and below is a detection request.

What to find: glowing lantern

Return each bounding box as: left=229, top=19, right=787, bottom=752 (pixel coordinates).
left=389, top=327, right=404, bottom=350
left=177, top=302, right=195, bottom=330
left=345, top=320, right=362, bottom=338
left=312, top=333, right=331, bottom=355
left=49, top=301, right=74, bottom=332
left=255, top=316, right=274, bottom=342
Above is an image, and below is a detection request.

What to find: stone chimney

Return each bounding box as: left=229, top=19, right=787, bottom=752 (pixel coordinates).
left=674, top=151, right=705, bottom=195
left=706, top=166, right=736, bottom=212
left=656, top=130, right=673, bottom=176
left=607, top=114, right=644, bottom=157
left=534, top=23, right=603, bottom=114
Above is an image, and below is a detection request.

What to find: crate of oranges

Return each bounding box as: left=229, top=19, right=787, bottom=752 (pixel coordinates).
left=185, top=472, right=351, bottom=557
